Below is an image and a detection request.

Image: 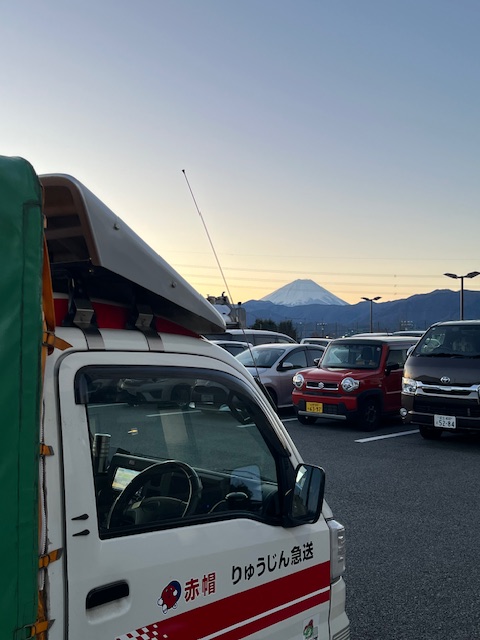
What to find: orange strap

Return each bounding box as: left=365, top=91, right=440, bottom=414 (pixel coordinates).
left=39, top=443, right=54, bottom=457
left=41, top=236, right=70, bottom=363
left=39, top=548, right=63, bottom=569
left=35, top=233, right=67, bottom=640
left=25, top=619, right=53, bottom=638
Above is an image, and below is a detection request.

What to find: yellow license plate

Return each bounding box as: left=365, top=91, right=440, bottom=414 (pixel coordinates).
left=306, top=402, right=323, bottom=414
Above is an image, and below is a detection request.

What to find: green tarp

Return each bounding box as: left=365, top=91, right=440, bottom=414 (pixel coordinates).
left=0, top=156, right=44, bottom=638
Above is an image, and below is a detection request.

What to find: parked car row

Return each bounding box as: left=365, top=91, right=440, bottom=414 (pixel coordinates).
left=209, top=332, right=414, bottom=428
left=292, top=336, right=417, bottom=430
left=226, top=321, right=480, bottom=443
left=229, top=334, right=417, bottom=428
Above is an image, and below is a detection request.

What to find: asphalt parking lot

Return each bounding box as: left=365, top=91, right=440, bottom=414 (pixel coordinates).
left=281, top=412, right=480, bottom=640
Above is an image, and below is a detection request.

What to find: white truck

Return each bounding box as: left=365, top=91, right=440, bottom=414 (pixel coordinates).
left=3, top=156, right=349, bottom=640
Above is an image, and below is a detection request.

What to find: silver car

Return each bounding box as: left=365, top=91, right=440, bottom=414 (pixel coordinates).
left=236, top=343, right=325, bottom=408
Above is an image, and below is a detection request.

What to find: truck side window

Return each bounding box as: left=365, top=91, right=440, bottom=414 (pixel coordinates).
left=76, top=367, right=281, bottom=538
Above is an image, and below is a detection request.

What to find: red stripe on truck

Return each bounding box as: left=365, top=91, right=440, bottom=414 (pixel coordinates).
left=116, top=561, right=330, bottom=640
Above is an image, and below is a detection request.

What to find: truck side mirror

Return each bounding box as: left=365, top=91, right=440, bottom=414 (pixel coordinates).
left=283, top=464, right=325, bottom=528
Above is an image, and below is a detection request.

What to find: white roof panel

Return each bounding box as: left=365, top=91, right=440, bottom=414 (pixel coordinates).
left=40, top=174, right=225, bottom=335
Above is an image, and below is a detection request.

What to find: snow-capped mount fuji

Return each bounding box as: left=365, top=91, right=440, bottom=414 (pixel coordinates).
left=260, top=279, right=348, bottom=307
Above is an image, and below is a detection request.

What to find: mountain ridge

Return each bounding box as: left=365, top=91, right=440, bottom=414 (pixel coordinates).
left=242, top=289, right=480, bottom=336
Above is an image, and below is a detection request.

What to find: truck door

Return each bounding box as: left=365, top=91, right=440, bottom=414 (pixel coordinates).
left=59, top=350, right=333, bottom=640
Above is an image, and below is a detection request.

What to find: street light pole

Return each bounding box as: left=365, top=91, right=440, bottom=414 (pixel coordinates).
left=361, top=296, right=381, bottom=332
left=316, top=322, right=326, bottom=337
left=444, top=271, right=480, bottom=320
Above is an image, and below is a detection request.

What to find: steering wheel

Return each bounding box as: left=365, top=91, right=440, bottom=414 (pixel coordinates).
left=107, top=460, right=202, bottom=528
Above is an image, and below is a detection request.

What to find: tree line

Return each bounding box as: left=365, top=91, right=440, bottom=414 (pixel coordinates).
left=250, top=318, right=298, bottom=341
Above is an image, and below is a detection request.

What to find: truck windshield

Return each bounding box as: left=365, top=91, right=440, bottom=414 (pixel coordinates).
left=322, top=343, right=382, bottom=369
left=75, top=366, right=282, bottom=536
left=415, top=326, right=480, bottom=357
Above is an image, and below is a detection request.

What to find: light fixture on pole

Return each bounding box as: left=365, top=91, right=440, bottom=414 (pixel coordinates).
left=361, top=296, right=381, bottom=332
left=444, top=271, right=480, bottom=320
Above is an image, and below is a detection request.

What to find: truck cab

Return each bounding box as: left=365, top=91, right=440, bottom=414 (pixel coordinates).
left=3, top=161, right=349, bottom=640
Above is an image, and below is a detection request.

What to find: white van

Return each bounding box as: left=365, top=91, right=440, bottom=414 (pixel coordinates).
left=4, top=162, right=349, bottom=640
left=301, top=337, right=332, bottom=347
left=206, top=328, right=297, bottom=345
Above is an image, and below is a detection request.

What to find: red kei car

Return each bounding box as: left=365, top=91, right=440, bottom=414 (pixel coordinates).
left=292, top=336, right=417, bottom=431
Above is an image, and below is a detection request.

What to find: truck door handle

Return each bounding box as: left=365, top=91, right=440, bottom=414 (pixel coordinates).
left=86, top=580, right=129, bottom=609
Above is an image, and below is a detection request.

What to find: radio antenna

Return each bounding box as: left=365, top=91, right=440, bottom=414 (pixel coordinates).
left=182, top=170, right=276, bottom=409
left=182, top=169, right=234, bottom=305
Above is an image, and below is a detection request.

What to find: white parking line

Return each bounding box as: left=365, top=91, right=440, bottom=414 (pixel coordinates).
left=282, top=418, right=419, bottom=443
left=355, top=429, right=419, bottom=443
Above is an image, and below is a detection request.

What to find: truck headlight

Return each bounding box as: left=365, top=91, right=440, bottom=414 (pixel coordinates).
left=292, top=373, right=304, bottom=389
left=402, top=377, right=417, bottom=395
left=341, top=377, right=359, bottom=392
left=327, top=519, right=346, bottom=580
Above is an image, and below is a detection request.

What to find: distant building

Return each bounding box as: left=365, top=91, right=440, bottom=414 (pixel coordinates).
left=207, top=293, right=246, bottom=328
left=399, top=320, right=415, bottom=330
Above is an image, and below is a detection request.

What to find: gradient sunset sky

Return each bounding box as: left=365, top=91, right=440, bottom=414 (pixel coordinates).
left=2, top=1, right=479, bottom=304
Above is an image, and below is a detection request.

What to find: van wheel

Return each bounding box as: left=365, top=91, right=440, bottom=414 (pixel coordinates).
left=297, top=413, right=317, bottom=425
left=358, top=398, right=381, bottom=431
left=419, top=426, right=443, bottom=440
